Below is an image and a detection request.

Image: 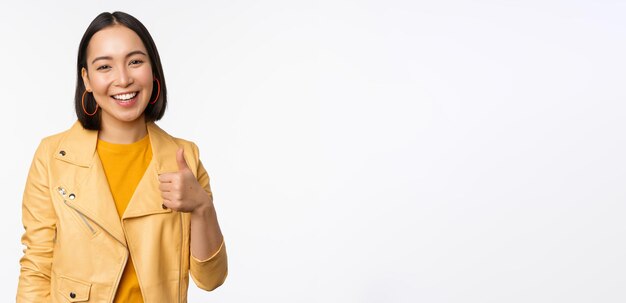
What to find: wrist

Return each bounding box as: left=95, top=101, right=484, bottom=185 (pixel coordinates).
left=192, top=199, right=214, bottom=217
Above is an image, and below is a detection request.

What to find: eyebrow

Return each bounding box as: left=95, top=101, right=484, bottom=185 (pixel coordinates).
left=91, top=50, right=148, bottom=65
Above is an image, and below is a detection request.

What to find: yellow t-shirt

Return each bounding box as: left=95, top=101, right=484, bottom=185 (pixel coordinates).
left=97, top=134, right=152, bottom=303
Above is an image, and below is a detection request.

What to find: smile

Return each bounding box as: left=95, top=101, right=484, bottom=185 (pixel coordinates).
left=111, top=91, right=138, bottom=100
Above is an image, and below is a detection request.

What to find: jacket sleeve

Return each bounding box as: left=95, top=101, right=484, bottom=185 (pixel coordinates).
left=188, top=143, right=228, bottom=291
left=17, top=140, right=56, bottom=302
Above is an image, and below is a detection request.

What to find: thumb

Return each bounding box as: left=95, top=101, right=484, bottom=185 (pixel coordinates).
left=176, top=148, right=190, bottom=171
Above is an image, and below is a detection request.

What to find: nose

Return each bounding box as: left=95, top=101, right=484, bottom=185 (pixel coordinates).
left=115, top=67, right=133, bottom=87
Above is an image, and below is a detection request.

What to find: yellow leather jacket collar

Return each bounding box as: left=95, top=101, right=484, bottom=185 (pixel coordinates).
left=53, top=120, right=181, bottom=173
left=52, top=120, right=189, bottom=246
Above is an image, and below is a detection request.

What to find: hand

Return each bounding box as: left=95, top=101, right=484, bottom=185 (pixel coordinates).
left=158, top=148, right=213, bottom=213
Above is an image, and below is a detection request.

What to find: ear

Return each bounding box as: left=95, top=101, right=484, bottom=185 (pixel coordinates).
left=81, top=67, right=92, bottom=92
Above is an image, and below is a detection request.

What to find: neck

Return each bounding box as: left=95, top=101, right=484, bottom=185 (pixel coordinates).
left=98, top=115, right=148, bottom=144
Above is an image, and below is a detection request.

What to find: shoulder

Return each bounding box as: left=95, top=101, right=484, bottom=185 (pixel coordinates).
left=150, top=122, right=198, bottom=146
left=172, top=137, right=201, bottom=160
left=39, top=129, right=70, bottom=149
left=148, top=122, right=202, bottom=160
left=33, top=122, right=79, bottom=159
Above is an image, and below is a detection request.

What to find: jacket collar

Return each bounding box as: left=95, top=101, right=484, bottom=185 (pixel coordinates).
left=53, top=120, right=182, bottom=246
left=54, top=120, right=181, bottom=174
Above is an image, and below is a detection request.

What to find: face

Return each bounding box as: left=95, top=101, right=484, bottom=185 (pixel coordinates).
left=81, top=25, right=153, bottom=127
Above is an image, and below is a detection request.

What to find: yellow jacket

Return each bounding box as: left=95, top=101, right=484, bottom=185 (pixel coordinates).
left=17, top=121, right=228, bottom=302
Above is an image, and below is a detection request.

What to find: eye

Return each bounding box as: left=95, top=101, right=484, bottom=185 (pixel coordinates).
left=130, top=59, right=144, bottom=66
left=96, top=65, right=111, bottom=71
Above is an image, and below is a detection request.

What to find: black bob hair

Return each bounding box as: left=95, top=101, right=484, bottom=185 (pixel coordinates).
left=75, top=11, right=167, bottom=130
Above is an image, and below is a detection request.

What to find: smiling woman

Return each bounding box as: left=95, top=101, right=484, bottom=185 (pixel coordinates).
left=17, top=11, right=227, bottom=303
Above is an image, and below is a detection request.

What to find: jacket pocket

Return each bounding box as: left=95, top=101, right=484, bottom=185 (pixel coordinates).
left=57, top=275, right=91, bottom=302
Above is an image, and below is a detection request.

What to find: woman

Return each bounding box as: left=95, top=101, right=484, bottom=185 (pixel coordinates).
left=17, top=11, right=227, bottom=302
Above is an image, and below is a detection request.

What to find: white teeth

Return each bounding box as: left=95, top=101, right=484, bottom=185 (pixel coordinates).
left=112, top=92, right=138, bottom=100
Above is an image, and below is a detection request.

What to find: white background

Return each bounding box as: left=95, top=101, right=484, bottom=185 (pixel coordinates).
left=1, top=0, right=625, bottom=302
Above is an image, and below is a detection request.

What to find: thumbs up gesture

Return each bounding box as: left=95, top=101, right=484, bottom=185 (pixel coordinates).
left=158, top=148, right=213, bottom=213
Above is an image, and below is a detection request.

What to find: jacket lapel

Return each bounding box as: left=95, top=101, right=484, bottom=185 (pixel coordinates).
left=122, top=122, right=181, bottom=220
left=54, top=121, right=126, bottom=246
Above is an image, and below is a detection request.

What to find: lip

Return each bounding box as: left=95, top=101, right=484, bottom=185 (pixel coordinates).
left=110, top=91, right=139, bottom=108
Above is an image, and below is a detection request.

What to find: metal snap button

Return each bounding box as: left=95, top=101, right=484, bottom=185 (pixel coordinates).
left=69, top=193, right=76, bottom=200
left=57, top=187, right=66, bottom=196
left=59, top=150, right=66, bottom=156
left=69, top=292, right=76, bottom=299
